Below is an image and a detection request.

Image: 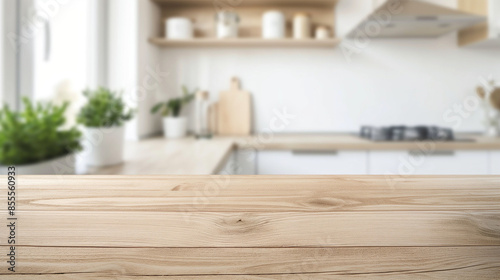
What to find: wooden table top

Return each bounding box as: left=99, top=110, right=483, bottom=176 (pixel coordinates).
left=5, top=175, right=500, bottom=279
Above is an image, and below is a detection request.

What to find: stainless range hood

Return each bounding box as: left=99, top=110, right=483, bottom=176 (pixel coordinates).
left=347, top=0, right=486, bottom=38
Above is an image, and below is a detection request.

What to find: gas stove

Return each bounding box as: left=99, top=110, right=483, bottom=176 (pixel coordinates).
left=360, top=126, right=455, bottom=142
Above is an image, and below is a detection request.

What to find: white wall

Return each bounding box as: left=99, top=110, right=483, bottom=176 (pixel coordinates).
left=0, top=0, right=3, bottom=104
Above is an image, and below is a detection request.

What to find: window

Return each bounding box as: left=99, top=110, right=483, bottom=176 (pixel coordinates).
left=3, top=0, right=106, bottom=120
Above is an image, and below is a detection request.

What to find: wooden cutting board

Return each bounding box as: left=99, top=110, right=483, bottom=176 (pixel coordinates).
left=218, top=77, right=252, bottom=136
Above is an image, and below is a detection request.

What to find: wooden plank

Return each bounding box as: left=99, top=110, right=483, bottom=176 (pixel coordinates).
left=152, top=0, right=338, bottom=8
left=149, top=38, right=340, bottom=48
left=16, top=187, right=500, bottom=212
left=3, top=274, right=500, bottom=280
left=14, top=176, right=500, bottom=192
left=3, top=247, right=499, bottom=277
left=12, top=210, right=500, bottom=247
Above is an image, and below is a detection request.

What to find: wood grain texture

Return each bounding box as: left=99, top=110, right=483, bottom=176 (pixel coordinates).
left=17, top=186, right=500, bottom=212
left=16, top=175, right=500, bottom=192
left=3, top=247, right=499, bottom=277
left=12, top=210, right=500, bottom=247
left=3, top=175, right=500, bottom=279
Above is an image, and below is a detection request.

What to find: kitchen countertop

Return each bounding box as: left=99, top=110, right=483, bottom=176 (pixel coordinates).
left=9, top=175, right=500, bottom=279
left=87, top=137, right=235, bottom=175
left=87, top=133, right=500, bottom=175
left=234, top=133, right=500, bottom=151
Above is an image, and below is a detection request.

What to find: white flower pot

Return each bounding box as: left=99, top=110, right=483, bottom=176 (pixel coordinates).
left=82, top=126, right=125, bottom=167
left=163, top=117, right=187, bottom=139
left=0, top=154, right=76, bottom=175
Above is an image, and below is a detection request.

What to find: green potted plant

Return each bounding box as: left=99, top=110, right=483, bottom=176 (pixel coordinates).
left=77, top=87, right=134, bottom=167
left=151, top=85, right=196, bottom=139
left=0, top=97, right=81, bottom=175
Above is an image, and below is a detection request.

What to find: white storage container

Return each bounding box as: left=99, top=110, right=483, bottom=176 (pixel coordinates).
left=166, top=17, right=193, bottom=39
left=262, top=11, right=286, bottom=39
left=215, top=11, right=239, bottom=38
left=293, top=13, right=311, bottom=39
left=315, top=26, right=330, bottom=39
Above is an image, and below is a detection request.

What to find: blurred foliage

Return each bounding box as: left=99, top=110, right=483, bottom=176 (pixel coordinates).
left=0, top=97, right=82, bottom=166
left=151, top=85, right=196, bottom=117
left=77, top=87, right=134, bottom=127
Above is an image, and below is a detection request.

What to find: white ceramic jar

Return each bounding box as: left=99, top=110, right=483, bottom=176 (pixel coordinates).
left=315, top=26, right=330, bottom=40
left=262, top=11, right=285, bottom=39
left=293, top=13, right=311, bottom=39
left=166, top=17, right=193, bottom=39
left=216, top=11, right=240, bottom=38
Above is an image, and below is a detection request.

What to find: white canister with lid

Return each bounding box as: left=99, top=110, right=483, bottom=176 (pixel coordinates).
left=215, top=11, right=240, bottom=38
left=262, top=11, right=285, bottom=39
left=293, top=13, right=311, bottom=39
left=166, top=17, right=193, bottom=39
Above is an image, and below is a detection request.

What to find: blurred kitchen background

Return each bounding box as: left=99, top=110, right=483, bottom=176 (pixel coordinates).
left=1, top=0, right=500, bottom=176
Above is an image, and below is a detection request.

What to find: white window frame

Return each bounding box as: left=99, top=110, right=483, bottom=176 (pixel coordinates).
left=87, top=0, right=108, bottom=89
left=2, top=0, right=21, bottom=110
left=2, top=0, right=108, bottom=110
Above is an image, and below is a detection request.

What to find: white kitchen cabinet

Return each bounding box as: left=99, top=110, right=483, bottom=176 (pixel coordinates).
left=369, top=150, right=490, bottom=175
left=235, top=149, right=257, bottom=175
left=489, top=151, right=500, bottom=175
left=217, top=149, right=257, bottom=175
left=217, top=152, right=237, bottom=175
left=257, top=151, right=368, bottom=175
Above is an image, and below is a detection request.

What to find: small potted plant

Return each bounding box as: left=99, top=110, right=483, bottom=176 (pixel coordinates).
left=0, top=97, right=82, bottom=175
left=151, top=86, right=196, bottom=139
left=78, top=87, right=134, bottom=167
